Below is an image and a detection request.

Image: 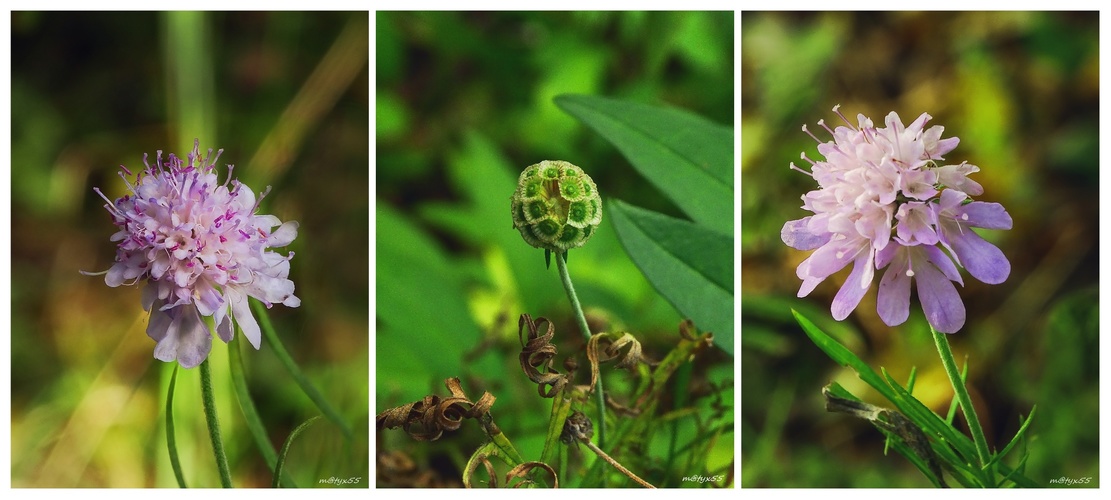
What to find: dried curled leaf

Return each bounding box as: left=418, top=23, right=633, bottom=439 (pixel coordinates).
left=463, top=452, right=498, bottom=488
left=505, top=461, right=559, bottom=488
left=376, top=377, right=495, bottom=441
left=822, top=385, right=947, bottom=488
left=586, top=331, right=651, bottom=392
left=518, top=314, right=571, bottom=398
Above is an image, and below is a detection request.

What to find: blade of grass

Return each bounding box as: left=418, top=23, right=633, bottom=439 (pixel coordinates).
left=251, top=299, right=353, bottom=441
left=880, top=368, right=982, bottom=473
left=228, top=334, right=297, bottom=487
left=987, top=406, right=1037, bottom=470
left=540, top=390, right=573, bottom=467
left=166, top=365, right=187, bottom=488
left=272, top=416, right=321, bottom=488
left=796, top=310, right=980, bottom=464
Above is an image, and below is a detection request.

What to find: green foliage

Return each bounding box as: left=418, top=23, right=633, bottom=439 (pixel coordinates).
left=608, top=200, right=734, bottom=354
left=794, top=310, right=1038, bottom=487
left=555, top=94, right=734, bottom=236
left=556, top=94, right=734, bottom=354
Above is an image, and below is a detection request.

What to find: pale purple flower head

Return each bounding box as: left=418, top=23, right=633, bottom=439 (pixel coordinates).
left=782, top=106, right=1011, bottom=333
left=88, top=139, right=300, bottom=367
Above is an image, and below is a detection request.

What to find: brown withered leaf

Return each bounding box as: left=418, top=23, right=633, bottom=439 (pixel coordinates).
left=463, top=453, right=498, bottom=488
left=505, top=461, right=559, bottom=488
left=586, top=331, right=651, bottom=392
left=518, top=314, right=570, bottom=398
left=376, top=377, right=495, bottom=442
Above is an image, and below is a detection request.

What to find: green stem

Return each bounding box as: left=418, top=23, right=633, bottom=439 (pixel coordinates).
left=200, top=359, right=233, bottom=488
left=555, top=251, right=606, bottom=450
left=931, top=326, right=992, bottom=470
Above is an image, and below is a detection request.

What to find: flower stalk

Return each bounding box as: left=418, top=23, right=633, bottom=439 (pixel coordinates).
left=556, top=251, right=606, bottom=449
left=930, top=326, right=992, bottom=471
left=200, top=359, right=232, bottom=487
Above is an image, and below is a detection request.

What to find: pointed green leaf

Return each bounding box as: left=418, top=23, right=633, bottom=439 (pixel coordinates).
left=792, top=310, right=898, bottom=402
left=989, top=406, right=1037, bottom=469
left=165, top=365, right=187, bottom=488
left=228, top=335, right=297, bottom=487
left=273, top=416, right=322, bottom=488
left=609, top=199, right=733, bottom=354
left=253, top=300, right=354, bottom=441
left=881, top=368, right=981, bottom=470
left=555, top=94, right=733, bottom=236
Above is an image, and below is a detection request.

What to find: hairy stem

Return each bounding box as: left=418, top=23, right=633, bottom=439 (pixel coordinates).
left=200, top=359, right=233, bottom=487
left=556, top=251, right=606, bottom=449
left=931, top=326, right=992, bottom=470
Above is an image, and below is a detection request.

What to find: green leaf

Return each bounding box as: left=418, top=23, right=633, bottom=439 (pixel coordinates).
left=794, top=310, right=987, bottom=483
left=540, top=390, right=573, bottom=468
left=376, top=203, right=489, bottom=403
left=228, top=335, right=297, bottom=487
left=792, top=310, right=898, bottom=402
left=253, top=300, right=354, bottom=441
left=881, top=368, right=982, bottom=473
left=165, top=365, right=187, bottom=488
left=609, top=199, right=733, bottom=354
left=273, top=416, right=322, bottom=488
left=555, top=94, right=733, bottom=236
left=989, top=406, right=1037, bottom=469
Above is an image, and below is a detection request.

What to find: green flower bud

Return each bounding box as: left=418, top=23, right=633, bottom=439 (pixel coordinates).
left=511, top=160, right=603, bottom=252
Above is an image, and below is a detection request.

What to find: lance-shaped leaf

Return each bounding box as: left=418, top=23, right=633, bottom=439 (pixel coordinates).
left=555, top=94, right=733, bottom=236
left=609, top=199, right=733, bottom=354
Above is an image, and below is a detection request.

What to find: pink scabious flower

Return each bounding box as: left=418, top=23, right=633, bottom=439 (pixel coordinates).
left=87, top=139, right=300, bottom=368
left=781, top=106, right=1011, bottom=333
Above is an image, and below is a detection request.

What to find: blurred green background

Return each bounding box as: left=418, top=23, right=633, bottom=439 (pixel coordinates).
left=376, top=11, right=734, bottom=487
left=10, top=11, right=369, bottom=487
left=741, top=12, right=1098, bottom=487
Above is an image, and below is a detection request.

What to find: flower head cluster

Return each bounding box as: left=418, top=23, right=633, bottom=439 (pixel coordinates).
left=90, top=139, right=300, bottom=368
left=782, top=106, right=1011, bottom=333
left=511, top=160, right=603, bottom=252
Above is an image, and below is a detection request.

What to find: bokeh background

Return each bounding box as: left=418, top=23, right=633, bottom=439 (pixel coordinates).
left=376, top=11, right=734, bottom=487
left=10, top=11, right=369, bottom=487
left=741, top=12, right=1098, bottom=487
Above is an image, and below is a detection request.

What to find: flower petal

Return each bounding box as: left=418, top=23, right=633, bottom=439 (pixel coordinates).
left=228, top=288, right=262, bottom=349
left=959, top=202, right=1012, bottom=230
left=914, top=258, right=966, bottom=333
left=922, top=244, right=964, bottom=286
left=215, top=313, right=234, bottom=343
left=948, top=228, right=1011, bottom=284
left=146, top=301, right=172, bottom=342
left=802, top=238, right=866, bottom=280
left=877, top=249, right=912, bottom=327
left=152, top=306, right=213, bottom=368
left=781, top=217, right=830, bottom=251
left=268, top=220, right=299, bottom=247
left=831, top=251, right=874, bottom=321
